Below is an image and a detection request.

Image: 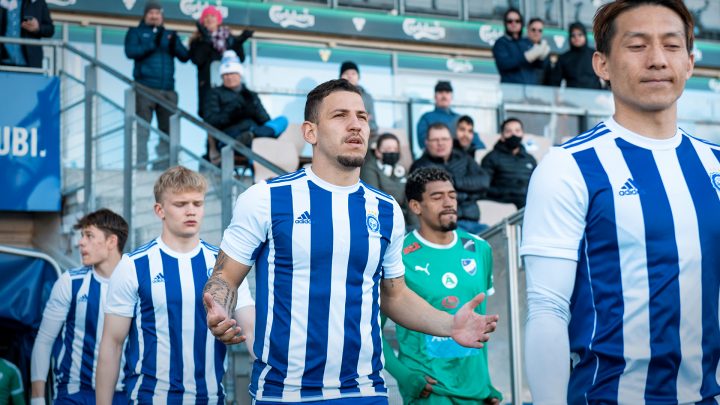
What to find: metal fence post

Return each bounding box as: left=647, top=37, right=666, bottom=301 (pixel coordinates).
left=84, top=64, right=97, bottom=214
left=169, top=113, right=181, bottom=167
left=124, top=88, right=135, bottom=251
left=221, top=145, right=234, bottom=231
left=506, top=221, right=523, bottom=404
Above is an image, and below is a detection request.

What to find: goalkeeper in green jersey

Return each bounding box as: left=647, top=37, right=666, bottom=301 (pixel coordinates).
left=0, top=358, right=25, bottom=405
left=383, top=167, right=502, bottom=405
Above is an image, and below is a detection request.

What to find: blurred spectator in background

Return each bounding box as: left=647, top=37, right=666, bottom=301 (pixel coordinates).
left=411, top=123, right=490, bottom=234
left=189, top=5, right=253, bottom=118
left=526, top=17, right=552, bottom=85
left=0, top=0, right=54, bottom=68
left=416, top=80, right=459, bottom=147
left=493, top=8, right=549, bottom=84
left=0, top=358, right=24, bottom=405
left=481, top=118, right=536, bottom=208
left=203, top=50, right=287, bottom=163
left=549, top=22, right=602, bottom=89
left=454, top=115, right=485, bottom=160
left=339, top=61, right=378, bottom=136
left=124, top=0, right=189, bottom=170
left=360, top=132, right=408, bottom=219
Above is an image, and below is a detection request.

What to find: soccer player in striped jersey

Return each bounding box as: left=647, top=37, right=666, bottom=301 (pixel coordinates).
left=95, top=166, right=255, bottom=405
left=30, top=209, right=129, bottom=405
left=203, top=79, right=499, bottom=404
left=522, top=1, right=720, bottom=404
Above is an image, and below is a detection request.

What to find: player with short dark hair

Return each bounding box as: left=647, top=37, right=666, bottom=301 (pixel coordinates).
left=383, top=166, right=502, bottom=404
left=522, top=1, right=720, bottom=403
left=30, top=209, right=129, bottom=405
left=204, top=80, right=499, bottom=404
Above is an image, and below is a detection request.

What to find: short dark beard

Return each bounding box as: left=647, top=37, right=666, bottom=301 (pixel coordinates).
left=337, top=155, right=364, bottom=168
left=439, top=221, right=458, bottom=232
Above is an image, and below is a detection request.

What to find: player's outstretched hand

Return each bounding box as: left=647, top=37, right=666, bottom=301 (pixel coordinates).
left=450, top=293, right=499, bottom=348
left=203, top=293, right=246, bottom=345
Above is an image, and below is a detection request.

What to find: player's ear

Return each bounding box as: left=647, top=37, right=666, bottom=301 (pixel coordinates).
left=408, top=199, right=422, bottom=216
left=592, top=50, right=610, bottom=82
left=153, top=202, right=164, bottom=220
left=302, top=121, right=318, bottom=145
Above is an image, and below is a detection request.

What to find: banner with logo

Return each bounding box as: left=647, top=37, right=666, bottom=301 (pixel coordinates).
left=0, top=73, right=61, bottom=212
left=47, top=0, right=720, bottom=70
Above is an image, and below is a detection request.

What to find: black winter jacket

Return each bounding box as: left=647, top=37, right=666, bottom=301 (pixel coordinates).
left=0, top=0, right=54, bottom=68
left=189, top=25, right=252, bottom=117
left=492, top=35, right=536, bottom=84
left=203, top=84, right=270, bottom=137
left=480, top=140, right=537, bottom=208
left=124, top=21, right=190, bottom=91
left=409, top=150, right=490, bottom=222
left=550, top=45, right=601, bottom=89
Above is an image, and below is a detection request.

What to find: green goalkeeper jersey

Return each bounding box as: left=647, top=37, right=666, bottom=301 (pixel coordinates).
left=0, top=358, right=25, bottom=405
left=384, top=229, right=501, bottom=404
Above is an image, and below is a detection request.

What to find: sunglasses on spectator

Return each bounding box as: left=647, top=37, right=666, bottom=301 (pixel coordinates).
left=506, top=19, right=521, bottom=24
left=529, top=28, right=543, bottom=32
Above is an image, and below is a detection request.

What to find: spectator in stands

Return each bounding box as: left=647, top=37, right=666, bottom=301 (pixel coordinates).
left=31, top=209, right=129, bottom=405
left=481, top=118, right=537, bottom=209
left=492, top=8, right=549, bottom=84
left=416, top=80, right=483, bottom=149
left=454, top=115, right=485, bottom=159
left=0, top=0, right=54, bottom=68
left=360, top=132, right=408, bottom=219
left=526, top=17, right=552, bottom=85
left=339, top=61, right=378, bottom=135
left=550, top=22, right=602, bottom=89
left=203, top=50, right=287, bottom=163
left=410, top=123, right=490, bottom=234
left=0, top=358, right=24, bottom=405
left=124, top=0, right=190, bottom=170
left=189, top=5, right=253, bottom=119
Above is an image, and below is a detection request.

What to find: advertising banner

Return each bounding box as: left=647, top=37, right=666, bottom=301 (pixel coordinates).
left=0, top=73, right=61, bottom=212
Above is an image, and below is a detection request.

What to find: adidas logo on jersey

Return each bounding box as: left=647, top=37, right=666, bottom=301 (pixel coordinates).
left=618, top=178, right=640, bottom=196
left=78, top=294, right=88, bottom=303
left=295, top=211, right=311, bottom=224
left=152, top=273, right=165, bottom=284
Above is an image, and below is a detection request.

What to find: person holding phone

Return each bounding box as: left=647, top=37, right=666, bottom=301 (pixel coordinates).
left=0, top=0, right=54, bottom=68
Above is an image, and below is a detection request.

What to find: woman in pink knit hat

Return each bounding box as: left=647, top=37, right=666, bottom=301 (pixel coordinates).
left=189, top=5, right=253, bottom=119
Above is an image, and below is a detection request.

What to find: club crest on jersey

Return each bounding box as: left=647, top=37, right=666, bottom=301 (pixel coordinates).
left=711, top=172, right=720, bottom=191
left=461, top=258, right=477, bottom=276
left=403, top=242, right=422, bottom=255
left=366, top=212, right=380, bottom=233
left=441, top=296, right=459, bottom=309
left=442, top=272, right=458, bottom=289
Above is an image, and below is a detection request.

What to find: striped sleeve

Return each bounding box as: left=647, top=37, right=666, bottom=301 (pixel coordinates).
left=381, top=200, right=406, bottom=279
left=105, top=254, right=139, bottom=317
left=221, top=182, right=271, bottom=267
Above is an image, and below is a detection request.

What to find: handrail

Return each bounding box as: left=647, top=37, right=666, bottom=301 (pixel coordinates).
left=0, top=244, right=63, bottom=278
left=61, top=41, right=286, bottom=175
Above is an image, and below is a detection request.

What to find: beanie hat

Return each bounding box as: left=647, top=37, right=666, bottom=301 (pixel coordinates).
left=200, top=5, right=223, bottom=25
left=219, top=50, right=243, bottom=76
left=435, top=80, right=453, bottom=92
left=339, top=61, right=359, bottom=77
left=144, top=0, right=162, bottom=16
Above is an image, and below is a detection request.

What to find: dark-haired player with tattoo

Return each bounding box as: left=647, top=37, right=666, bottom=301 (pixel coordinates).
left=204, top=79, right=499, bottom=405
left=96, top=166, right=254, bottom=405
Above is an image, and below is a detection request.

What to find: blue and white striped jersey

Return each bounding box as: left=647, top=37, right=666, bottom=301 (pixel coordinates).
left=221, top=167, right=406, bottom=402
left=31, top=266, right=124, bottom=397
left=521, top=118, right=720, bottom=404
left=105, top=237, right=254, bottom=404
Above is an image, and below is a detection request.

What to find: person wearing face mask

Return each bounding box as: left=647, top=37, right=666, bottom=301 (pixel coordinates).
left=481, top=118, right=537, bottom=208
left=360, top=132, right=408, bottom=220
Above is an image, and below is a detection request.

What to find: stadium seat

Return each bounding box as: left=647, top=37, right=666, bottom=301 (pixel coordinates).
left=523, top=133, right=552, bottom=162
left=277, top=123, right=306, bottom=155
left=478, top=199, right=518, bottom=228
left=252, top=138, right=300, bottom=182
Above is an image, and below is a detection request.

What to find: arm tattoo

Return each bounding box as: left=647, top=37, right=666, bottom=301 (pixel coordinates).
left=203, top=250, right=238, bottom=316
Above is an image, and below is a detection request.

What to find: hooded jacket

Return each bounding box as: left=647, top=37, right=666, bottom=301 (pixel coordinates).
left=124, top=20, right=190, bottom=91
left=550, top=23, right=602, bottom=89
